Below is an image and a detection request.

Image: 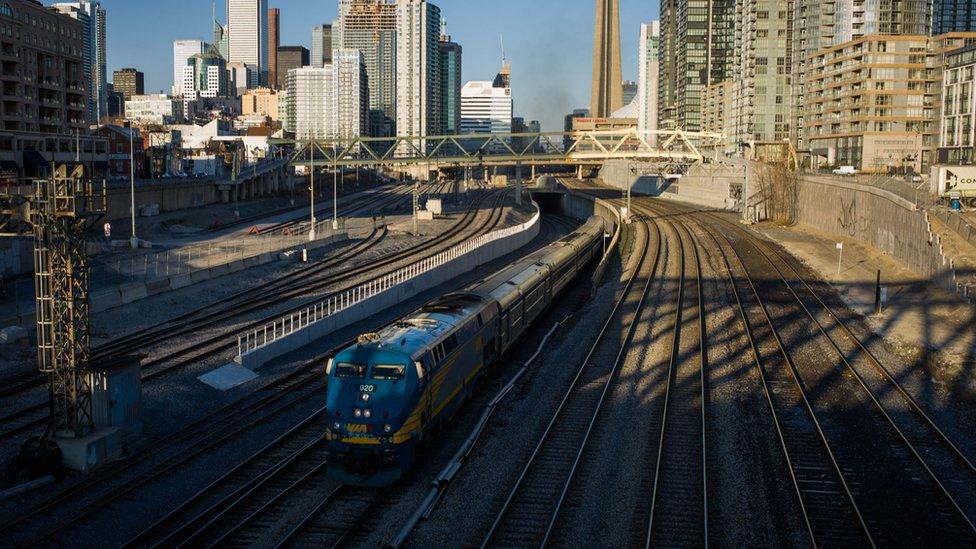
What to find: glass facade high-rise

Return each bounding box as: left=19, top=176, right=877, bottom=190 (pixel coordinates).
left=439, top=32, right=462, bottom=134
left=52, top=1, right=107, bottom=124
left=637, top=21, right=659, bottom=134
left=658, top=0, right=733, bottom=132
left=935, top=0, right=976, bottom=34
left=339, top=0, right=398, bottom=132
left=731, top=0, right=793, bottom=143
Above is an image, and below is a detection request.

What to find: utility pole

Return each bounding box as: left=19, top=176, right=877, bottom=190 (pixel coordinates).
left=129, top=124, right=138, bottom=248
left=413, top=180, right=419, bottom=235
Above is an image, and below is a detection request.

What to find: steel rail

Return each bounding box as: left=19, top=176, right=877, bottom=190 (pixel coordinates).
left=481, top=212, right=660, bottom=547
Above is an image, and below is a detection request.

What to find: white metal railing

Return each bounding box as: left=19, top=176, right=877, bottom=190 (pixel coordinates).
left=237, top=205, right=541, bottom=357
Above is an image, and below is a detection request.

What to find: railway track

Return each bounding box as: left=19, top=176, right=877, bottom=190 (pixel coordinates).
left=0, top=189, right=510, bottom=441
left=479, top=213, right=662, bottom=546
left=0, top=188, right=524, bottom=545
left=639, top=197, right=976, bottom=545
left=642, top=216, right=708, bottom=547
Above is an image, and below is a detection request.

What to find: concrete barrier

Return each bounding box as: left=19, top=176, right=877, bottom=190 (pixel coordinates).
left=81, top=231, right=349, bottom=315
left=236, top=211, right=541, bottom=370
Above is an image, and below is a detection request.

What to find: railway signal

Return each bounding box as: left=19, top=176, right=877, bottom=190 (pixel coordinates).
left=1, top=163, right=106, bottom=440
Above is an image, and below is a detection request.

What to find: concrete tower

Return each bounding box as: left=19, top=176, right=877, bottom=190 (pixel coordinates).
left=591, top=0, right=622, bottom=118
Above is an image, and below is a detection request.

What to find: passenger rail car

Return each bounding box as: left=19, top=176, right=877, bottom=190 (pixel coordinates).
left=324, top=216, right=604, bottom=485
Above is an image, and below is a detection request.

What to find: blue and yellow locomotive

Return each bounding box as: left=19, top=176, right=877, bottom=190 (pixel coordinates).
left=325, top=216, right=604, bottom=486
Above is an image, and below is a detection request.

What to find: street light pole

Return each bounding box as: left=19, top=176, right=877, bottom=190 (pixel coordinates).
left=129, top=124, right=138, bottom=249
left=309, top=134, right=317, bottom=241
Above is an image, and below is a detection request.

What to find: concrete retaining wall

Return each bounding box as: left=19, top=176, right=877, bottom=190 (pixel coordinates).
left=598, top=160, right=741, bottom=210
left=237, top=219, right=541, bottom=370
left=796, top=176, right=957, bottom=292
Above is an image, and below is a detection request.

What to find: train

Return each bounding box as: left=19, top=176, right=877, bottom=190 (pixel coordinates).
left=323, top=216, right=605, bottom=486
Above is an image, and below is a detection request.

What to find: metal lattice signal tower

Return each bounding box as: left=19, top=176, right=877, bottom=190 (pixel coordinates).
left=2, top=163, right=106, bottom=438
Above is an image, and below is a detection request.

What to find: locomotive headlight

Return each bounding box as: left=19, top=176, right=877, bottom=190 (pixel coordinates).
left=360, top=393, right=370, bottom=402
left=353, top=408, right=362, bottom=418
left=384, top=424, right=392, bottom=433
left=333, top=421, right=341, bottom=430
left=363, top=409, right=372, bottom=419
left=325, top=358, right=335, bottom=375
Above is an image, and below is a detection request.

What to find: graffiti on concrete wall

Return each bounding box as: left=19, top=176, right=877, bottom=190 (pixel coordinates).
left=838, top=197, right=859, bottom=237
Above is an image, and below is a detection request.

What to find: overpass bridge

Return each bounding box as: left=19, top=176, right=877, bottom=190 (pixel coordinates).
left=275, top=129, right=726, bottom=172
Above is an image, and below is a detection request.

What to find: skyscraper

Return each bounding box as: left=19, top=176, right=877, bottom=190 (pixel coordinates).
left=935, top=0, right=976, bottom=33
left=278, top=46, right=310, bottom=79
left=591, top=0, right=622, bottom=118
left=832, top=0, right=932, bottom=43
left=52, top=1, right=107, bottom=124
left=439, top=28, right=462, bottom=134
left=312, top=24, right=334, bottom=67
left=284, top=50, right=368, bottom=140
left=732, top=0, right=793, bottom=143
left=658, top=0, right=733, bottom=132
left=213, top=19, right=229, bottom=60
left=396, top=0, right=442, bottom=142
left=339, top=0, right=398, bottom=131
left=637, top=22, right=659, bottom=135
left=460, top=64, right=512, bottom=136
left=227, top=0, right=270, bottom=88
left=268, top=8, right=280, bottom=88
left=173, top=40, right=206, bottom=96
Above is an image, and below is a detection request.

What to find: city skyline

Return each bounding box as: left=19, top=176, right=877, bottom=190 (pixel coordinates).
left=98, top=0, right=657, bottom=131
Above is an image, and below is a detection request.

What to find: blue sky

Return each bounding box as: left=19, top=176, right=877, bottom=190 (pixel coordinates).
left=101, top=0, right=659, bottom=131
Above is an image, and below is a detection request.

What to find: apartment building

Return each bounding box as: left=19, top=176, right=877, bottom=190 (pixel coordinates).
left=0, top=0, right=87, bottom=134
left=804, top=33, right=976, bottom=173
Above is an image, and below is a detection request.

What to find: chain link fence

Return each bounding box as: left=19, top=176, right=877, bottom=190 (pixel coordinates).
left=90, top=219, right=343, bottom=285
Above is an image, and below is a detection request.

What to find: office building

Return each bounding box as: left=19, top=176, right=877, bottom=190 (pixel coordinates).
left=460, top=71, right=512, bottom=135
left=277, top=46, right=310, bottom=80
left=564, top=108, right=590, bottom=150
left=283, top=50, right=368, bottom=139
left=268, top=8, right=280, bottom=88
left=804, top=33, right=976, bottom=173
left=0, top=0, right=85, bottom=133
left=730, top=0, right=793, bottom=143
left=125, top=94, right=185, bottom=125
left=227, top=62, right=253, bottom=96
left=51, top=1, right=107, bottom=124
left=227, top=0, right=270, bottom=88
left=213, top=18, right=229, bottom=60
left=396, top=0, right=442, bottom=144
left=637, top=22, right=659, bottom=134
left=242, top=87, right=280, bottom=119
left=106, top=84, right=124, bottom=118
left=936, top=1, right=976, bottom=34
left=113, top=68, right=144, bottom=100
left=340, top=0, right=397, bottom=129
left=591, top=0, right=622, bottom=117
left=181, top=48, right=229, bottom=101
left=173, top=40, right=206, bottom=96
left=439, top=30, right=462, bottom=134
left=658, top=0, right=734, bottom=132
left=312, top=24, right=333, bottom=67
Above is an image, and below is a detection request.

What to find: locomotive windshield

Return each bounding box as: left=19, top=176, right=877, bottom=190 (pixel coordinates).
left=335, top=362, right=366, bottom=379
left=372, top=364, right=406, bottom=381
